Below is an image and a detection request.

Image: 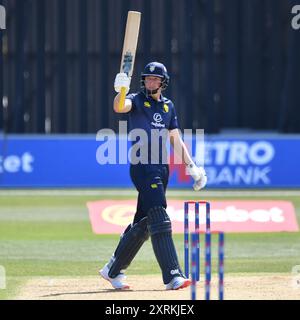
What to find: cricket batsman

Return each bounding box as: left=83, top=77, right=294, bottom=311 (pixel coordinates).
left=100, top=62, right=207, bottom=290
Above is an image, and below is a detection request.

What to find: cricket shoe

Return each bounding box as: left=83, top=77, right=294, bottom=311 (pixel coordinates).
left=99, top=263, right=130, bottom=290
left=166, top=276, right=192, bottom=290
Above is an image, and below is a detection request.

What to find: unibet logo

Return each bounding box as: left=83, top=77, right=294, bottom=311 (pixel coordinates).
left=101, top=204, right=136, bottom=226
left=0, top=153, right=34, bottom=173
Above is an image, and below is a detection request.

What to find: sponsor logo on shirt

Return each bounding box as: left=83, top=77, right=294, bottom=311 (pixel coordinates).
left=151, top=113, right=165, bottom=128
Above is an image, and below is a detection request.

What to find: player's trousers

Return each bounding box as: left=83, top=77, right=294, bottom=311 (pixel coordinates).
left=130, top=163, right=169, bottom=224
left=109, top=163, right=184, bottom=283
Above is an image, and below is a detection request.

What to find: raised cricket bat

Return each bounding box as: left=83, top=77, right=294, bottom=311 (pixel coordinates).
left=119, top=11, right=141, bottom=111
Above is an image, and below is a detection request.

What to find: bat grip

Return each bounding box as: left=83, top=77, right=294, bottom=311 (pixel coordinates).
left=119, top=87, right=127, bottom=111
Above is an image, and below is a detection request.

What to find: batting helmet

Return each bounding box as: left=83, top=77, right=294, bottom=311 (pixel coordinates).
left=141, top=62, right=170, bottom=95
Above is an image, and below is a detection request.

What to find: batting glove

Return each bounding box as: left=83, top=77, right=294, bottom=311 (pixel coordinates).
left=186, top=163, right=207, bottom=191
left=114, top=73, right=131, bottom=94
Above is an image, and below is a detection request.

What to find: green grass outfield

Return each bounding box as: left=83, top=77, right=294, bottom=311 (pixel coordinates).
left=0, top=189, right=300, bottom=299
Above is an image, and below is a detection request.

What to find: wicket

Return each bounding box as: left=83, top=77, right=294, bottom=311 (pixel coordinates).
left=184, top=201, right=225, bottom=300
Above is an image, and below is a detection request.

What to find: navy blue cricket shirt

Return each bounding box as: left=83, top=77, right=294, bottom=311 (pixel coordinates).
left=125, top=91, right=179, bottom=165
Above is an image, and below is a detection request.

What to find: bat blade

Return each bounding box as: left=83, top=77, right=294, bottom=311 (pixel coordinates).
left=119, top=11, right=141, bottom=111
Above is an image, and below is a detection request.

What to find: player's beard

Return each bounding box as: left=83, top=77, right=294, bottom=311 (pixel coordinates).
left=144, top=84, right=162, bottom=97
left=146, top=87, right=159, bottom=95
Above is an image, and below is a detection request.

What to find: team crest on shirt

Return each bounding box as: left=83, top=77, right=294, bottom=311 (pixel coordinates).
left=144, top=101, right=151, bottom=108
left=163, top=104, right=169, bottom=113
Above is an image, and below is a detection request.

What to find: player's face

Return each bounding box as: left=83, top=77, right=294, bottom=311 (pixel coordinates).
left=144, top=76, right=162, bottom=91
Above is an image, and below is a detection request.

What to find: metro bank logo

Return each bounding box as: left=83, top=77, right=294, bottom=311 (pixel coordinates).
left=170, top=140, right=276, bottom=187
left=204, top=140, right=274, bottom=186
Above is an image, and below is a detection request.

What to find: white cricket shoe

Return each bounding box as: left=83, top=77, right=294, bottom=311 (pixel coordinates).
left=166, top=276, right=191, bottom=290
left=99, top=263, right=130, bottom=290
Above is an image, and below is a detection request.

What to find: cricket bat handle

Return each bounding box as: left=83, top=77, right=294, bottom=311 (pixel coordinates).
left=119, top=87, right=127, bottom=111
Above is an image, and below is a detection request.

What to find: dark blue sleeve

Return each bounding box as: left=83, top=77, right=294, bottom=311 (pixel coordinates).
left=125, top=93, right=137, bottom=113
left=169, top=103, right=179, bottom=130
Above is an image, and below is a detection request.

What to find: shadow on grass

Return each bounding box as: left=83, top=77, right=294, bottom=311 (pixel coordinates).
left=40, top=288, right=167, bottom=298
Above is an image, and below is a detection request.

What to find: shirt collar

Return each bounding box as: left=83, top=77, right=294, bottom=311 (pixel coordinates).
left=142, top=91, right=164, bottom=103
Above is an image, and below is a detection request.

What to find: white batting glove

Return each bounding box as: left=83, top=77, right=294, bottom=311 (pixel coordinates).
left=186, top=163, right=207, bottom=191
left=114, top=73, right=131, bottom=94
